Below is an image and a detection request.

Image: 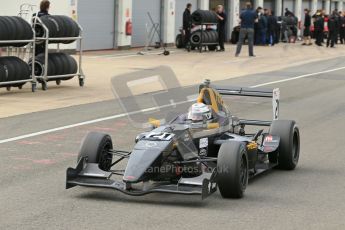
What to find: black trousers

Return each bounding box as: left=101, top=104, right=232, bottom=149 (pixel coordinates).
left=340, top=28, right=345, bottom=43
left=327, top=30, right=336, bottom=47
left=315, top=29, right=323, bottom=45
left=218, top=28, right=225, bottom=50
left=184, top=28, right=191, bottom=47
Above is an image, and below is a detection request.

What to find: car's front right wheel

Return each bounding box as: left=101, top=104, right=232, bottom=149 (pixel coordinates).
left=217, top=141, right=248, bottom=199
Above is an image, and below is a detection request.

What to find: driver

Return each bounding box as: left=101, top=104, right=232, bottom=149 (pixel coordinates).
left=187, top=103, right=213, bottom=123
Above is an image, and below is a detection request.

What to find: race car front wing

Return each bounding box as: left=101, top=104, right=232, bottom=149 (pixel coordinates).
left=66, top=157, right=217, bottom=200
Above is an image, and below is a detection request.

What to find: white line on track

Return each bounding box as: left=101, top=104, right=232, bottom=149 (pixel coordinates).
left=0, top=66, right=344, bottom=144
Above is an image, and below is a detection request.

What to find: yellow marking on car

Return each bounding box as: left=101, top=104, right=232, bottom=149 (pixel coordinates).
left=247, top=142, right=258, bottom=150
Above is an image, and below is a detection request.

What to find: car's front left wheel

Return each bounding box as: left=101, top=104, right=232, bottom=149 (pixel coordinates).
left=77, top=132, right=113, bottom=171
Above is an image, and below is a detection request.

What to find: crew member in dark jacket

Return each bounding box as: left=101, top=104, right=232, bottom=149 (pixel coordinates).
left=267, top=10, right=277, bottom=46
left=327, top=11, right=339, bottom=47
left=216, top=5, right=227, bottom=51
left=183, top=3, right=192, bottom=49
left=254, top=7, right=263, bottom=45
left=302, top=9, right=312, bottom=45
left=313, top=10, right=324, bottom=46
left=34, top=0, right=50, bottom=54
left=339, top=11, right=345, bottom=44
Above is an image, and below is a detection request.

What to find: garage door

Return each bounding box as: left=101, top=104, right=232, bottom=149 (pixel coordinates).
left=132, top=0, right=162, bottom=47
left=264, top=0, right=275, bottom=11
left=77, top=0, right=115, bottom=50
left=302, top=0, right=311, bottom=11
left=175, top=0, right=198, bottom=38
left=240, top=0, right=254, bottom=12
left=283, top=0, right=295, bottom=14
left=331, top=1, right=338, bottom=12
left=317, top=0, right=323, bottom=9
left=302, top=0, right=311, bottom=20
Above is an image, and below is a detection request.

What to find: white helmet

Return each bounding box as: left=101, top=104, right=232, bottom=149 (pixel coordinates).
left=187, top=103, right=212, bottom=122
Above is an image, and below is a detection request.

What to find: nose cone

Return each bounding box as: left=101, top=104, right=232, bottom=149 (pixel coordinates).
left=123, top=140, right=171, bottom=183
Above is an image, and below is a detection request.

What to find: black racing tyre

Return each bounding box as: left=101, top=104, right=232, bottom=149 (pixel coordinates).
left=57, top=53, right=69, bottom=75
left=10, top=57, right=30, bottom=81
left=208, top=45, right=217, bottom=51
left=269, top=120, right=300, bottom=170
left=51, top=15, right=64, bottom=38
left=217, top=141, right=248, bottom=199
left=30, top=54, right=56, bottom=77
left=14, top=17, right=34, bottom=47
left=212, top=31, right=219, bottom=42
left=2, top=17, right=16, bottom=41
left=0, top=57, right=30, bottom=87
left=35, top=15, right=79, bottom=44
left=38, top=15, right=58, bottom=38
left=190, top=31, right=201, bottom=46
left=77, top=132, right=113, bottom=171
left=0, top=17, right=9, bottom=41
left=57, top=53, right=74, bottom=80
left=10, top=57, right=22, bottom=81
left=10, top=17, right=24, bottom=46
left=0, top=61, right=6, bottom=82
left=203, top=31, right=210, bottom=43
left=192, top=10, right=218, bottom=24
left=176, top=34, right=184, bottom=48
left=49, top=53, right=64, bottom=75
left=0, top=57, right=16, bottom=81
left=61, top=15, right=79, bottom=43
left=65, top=54, right=78, bottom=74
left=17, top=17, right=34, bottom=40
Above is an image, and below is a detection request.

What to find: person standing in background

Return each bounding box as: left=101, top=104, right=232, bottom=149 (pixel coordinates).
left=302, top=9, right=312, bottom=45
left=34, top=0, right=50, bottom=55
left=235, top=2, right=258, bottom=57
left=267, top=10, right=277, bottom=46
left=254, top=7, right=263, bottom=45
left=259, top=9, right=268, bottom=45
left=216, top=5, right=226, bottom=51
left=339, top=11, right=345, bottom=44
left=327, top=11, right=338, bottom=48
left=183, top=3, right=192, bottom=50
left=313, top=10, right=324, bottom=46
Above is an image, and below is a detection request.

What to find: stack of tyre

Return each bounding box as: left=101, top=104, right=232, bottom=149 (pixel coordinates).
left=34, top=15, right=80, bottom=43
left=0, top=16, right=33, bottom=90
left=32, top=15, right=80, bottom=89
left=190, top=30, right=218, bottom=51
left=191, top=10, right=218, bottom=24
left=191, top=10, right=219, bottom=51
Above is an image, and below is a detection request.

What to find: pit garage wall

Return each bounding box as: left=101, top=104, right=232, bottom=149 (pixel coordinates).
left=2, top=0, right=344, bottom=50
left=0, top=0, right=76, bottom=50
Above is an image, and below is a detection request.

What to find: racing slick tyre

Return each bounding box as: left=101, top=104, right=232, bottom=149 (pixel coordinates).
left=269, top=120, right=300, bottom=170
left=208, top=45, right=217, bottom=51
left=77, top=132, right=113, bottom=171
left=217, top=141, right=248, bottom=198
left=176, top=34, right=184, bottom=48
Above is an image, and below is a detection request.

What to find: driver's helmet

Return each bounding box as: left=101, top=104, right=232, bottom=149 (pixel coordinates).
left=187, top=103, right=212, bottom=122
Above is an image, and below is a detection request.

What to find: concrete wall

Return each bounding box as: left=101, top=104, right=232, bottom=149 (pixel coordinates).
left=0, top=0, right=76, bottom=49
left=0, top=0, right=72, bottom=17
left=2, top=0, right=345, bottom=50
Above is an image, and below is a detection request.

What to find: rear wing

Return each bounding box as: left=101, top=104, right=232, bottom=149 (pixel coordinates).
left=214, top=86, right=280, bottom=121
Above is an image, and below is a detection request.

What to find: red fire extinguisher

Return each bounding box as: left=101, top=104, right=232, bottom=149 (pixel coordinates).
left=126, top=19, right=132, bottom=36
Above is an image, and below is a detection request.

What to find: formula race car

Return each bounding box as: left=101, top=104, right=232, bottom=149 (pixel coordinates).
left=66, top=80, right=300, bottom=199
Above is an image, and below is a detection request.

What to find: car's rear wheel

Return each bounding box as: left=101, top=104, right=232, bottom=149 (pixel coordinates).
left=77, top=132, right=113, bottom=171
left=269, top=120, right=300, bottom=170
left=217, top=141, right=248, bottom=198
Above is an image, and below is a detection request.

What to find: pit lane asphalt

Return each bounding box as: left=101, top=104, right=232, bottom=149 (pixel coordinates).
left=0, top=57, right=345, bottom=230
